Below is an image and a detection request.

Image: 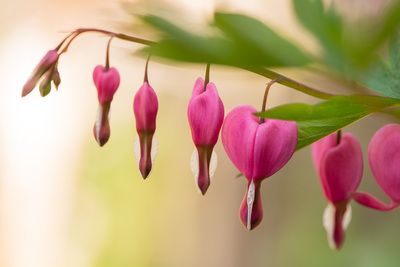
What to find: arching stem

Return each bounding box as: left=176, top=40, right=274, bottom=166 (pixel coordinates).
left=105, top=36, right=114, bottom=71
left=259, top=77, right=281, bottom=124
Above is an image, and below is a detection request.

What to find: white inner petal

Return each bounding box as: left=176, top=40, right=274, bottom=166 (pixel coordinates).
left=190, top=148, right=217, bottom=193
left=133, top=134, right=158, bottom=176
left=323, top=202, right=335, bottom=249
left=343, top=203, right=352, bottom=230
left=95, top=105, right=103, bottom=144
left=190, top=149, right=201, bottom=194
left=247, top=180, right=255, bottom=230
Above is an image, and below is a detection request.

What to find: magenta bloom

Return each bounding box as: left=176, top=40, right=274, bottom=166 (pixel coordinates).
left=92, top=65, right=120, bottom=147
left=187, top=77, right=224, bottom=195
left=352, top=124, right=400, bottom=211
left=133, top=81, right=158, bottom=179
left=222, top=105, right=298, bottom=230
left=312, top=131, right=363, bottom=250
left=22, top=49, right=60, bottom=97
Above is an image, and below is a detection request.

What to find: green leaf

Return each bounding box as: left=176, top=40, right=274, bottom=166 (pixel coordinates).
left=293, top=0, right=400, bottom=73
left=389, top=31, right=400, bottom=75
left=213, top=13, right=309, bottom=67
left=359, top=32, right=400, bottom=99
left=141, top=13, right=309, bottom=68
left=256, top=95, right=400, bottom=150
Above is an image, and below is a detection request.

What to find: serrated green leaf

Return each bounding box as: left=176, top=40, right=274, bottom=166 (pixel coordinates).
left=256, top=95, right=400, bottom=150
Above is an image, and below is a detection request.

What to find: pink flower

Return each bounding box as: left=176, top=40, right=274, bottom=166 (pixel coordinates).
left=312, top=131, right=363, bottom=250
left=133, top=81, right=158, bottom=179
left=92, top=65, right=120, bottom=147
left=187, top=77, right=224, bottom=195
left=351, top=124, right=400, bottom=211
left=222, top=105, right=298, bottom=230
left=22, top=49, right=60, bottom=97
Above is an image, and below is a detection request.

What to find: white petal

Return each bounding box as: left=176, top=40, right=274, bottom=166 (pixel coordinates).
left=133, top=135, right=140, bottom=166
left=190, top=148, right=218, bottom=193
left=133, top=134, right=158, bottom=176
left=209, top=150, right=218, bottom=180
left=94, top=105, right=103, bottom=144
left=246, top=180, right=256, bottom=230
left=343, top=203, right=352, bottom=230
left=323, top=202, right=336, bottom=249
left=151, top=135, right=158, bottom=166
left=322, top=203, right=352, bottom=249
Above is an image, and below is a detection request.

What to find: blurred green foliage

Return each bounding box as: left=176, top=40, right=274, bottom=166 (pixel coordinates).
left=137, top=0, right=400, bottom=147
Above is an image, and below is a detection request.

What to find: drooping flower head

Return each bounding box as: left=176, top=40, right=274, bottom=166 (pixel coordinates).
left=92, top=35, right=121, bottom=146
left=22, top=49, right=60, bottom=97
left=312, top=131, right=363, bottom=250
left=188, top=76, right=224, bottom=195
left=351, top=124, right=400, bottom=211
left=133, top=58, right=158, bottom=179
left=92, top=65, right=120, bottom=147
left=222, top=104, right=298, bottom=230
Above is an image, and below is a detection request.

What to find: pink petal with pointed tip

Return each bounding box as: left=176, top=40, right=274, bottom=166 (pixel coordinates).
left=368, top=124, right=400, bottom=203
left=351, top=191, right=396, bottom=211
left=187, top=78, right=224, bottom=146
left=134, top=81, right=158, bottom=132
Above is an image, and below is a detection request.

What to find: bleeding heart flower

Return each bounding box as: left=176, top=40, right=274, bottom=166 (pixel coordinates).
left=22, top=49, right=60, bottom=97
left=92, top=65, right=120, bottom=147
left=312, top=131, right=363, bottom=250
left=133, top=80, right=158, bottom=179
left=187, top=77, right=224, bottom=195
left=222, top=105, right=298, bottom=230
left=351, top=124, right=400, bottom=211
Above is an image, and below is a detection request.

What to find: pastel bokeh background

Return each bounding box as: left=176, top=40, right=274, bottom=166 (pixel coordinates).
left=1, top=0, right=400, bottom=266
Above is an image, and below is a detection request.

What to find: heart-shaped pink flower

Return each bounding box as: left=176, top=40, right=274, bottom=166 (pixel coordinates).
left=312, top=131, right=363, bottom=250
left=133, top=81, right=158, bottom=179
left=222, top=105, right=298, bottom=230
left=188, top=77, right=224, bottom=194
left=92, top=65, right=120, bottom=147
left=352, top=124, right=400, bottom=211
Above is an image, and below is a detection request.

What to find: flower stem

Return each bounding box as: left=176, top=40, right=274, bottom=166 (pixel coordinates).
left=105, top=36, right=114, bottom=70
left=246, top=67, right=335, bottom=100
left=203, top=63, right=210, bottom=92
left=58, top=28, right=334, bottom=100
left=259, top=78, right=280, bottom=124
left=144, top=55, right=151, bottom=83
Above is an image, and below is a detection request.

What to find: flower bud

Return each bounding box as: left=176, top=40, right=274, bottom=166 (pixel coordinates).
left=188, top=78, right=224, bottom=194
left=92, top=65, right=120, bottom=147
left=22, top=49, right=59, bottom=97
left=312, top=131, right=363, bottom=249
left=133, top=81, right=158, bottom=179
left=222, top=105, right=298, bottom=230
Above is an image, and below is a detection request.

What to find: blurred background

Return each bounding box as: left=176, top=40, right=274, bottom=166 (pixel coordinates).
left=1, top=0, right=400, bottom=266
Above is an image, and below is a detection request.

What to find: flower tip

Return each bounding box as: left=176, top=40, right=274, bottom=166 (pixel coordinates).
left=93, top=105, right=110, bottom=147
left=239, top=180, right=263, bottom=230
left=139, top=165, right=151, bottom=180
left=190, top=148, right=218, bottom=195
left=198, top=181, right=210, bottom=195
